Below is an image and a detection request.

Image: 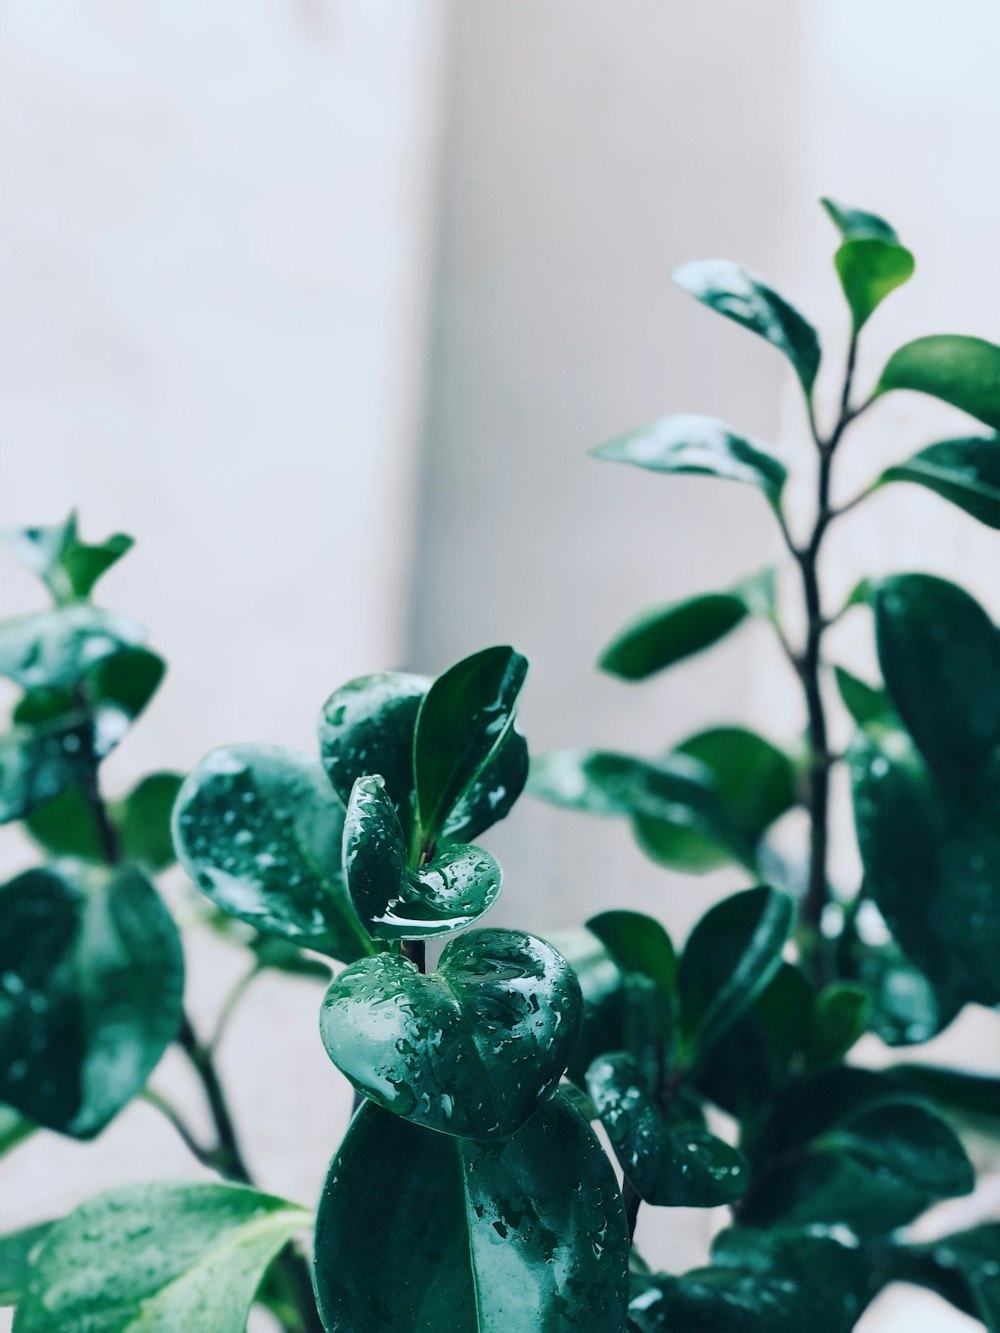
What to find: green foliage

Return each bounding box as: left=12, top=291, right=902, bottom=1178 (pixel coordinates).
left=5, top=197, right=1000, bottom=1332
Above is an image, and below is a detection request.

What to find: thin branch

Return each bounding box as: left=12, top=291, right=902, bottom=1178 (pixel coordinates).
left=140, top=1088, right=215, bottom=1167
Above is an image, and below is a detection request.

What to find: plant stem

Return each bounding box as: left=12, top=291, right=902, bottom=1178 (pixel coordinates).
left=80, top=762, right=324, bottom=1333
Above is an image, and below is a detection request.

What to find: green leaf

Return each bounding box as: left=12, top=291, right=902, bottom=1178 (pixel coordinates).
left=587, top=1053, right=747, bottom=1207
left=678, top=885, right=794, bottom=1056
left=0, top=1222, right=52, bottom=1306
left=586, top=910, right=676, bottom=995
left=821, top=199, right=914, bottom=333
left=879, top=434, right=1000, bottom=527
left=593, top=415, right=787, bottom=510
left=441, top=726, right=529, bottom=844
left=24, top=785, right=104, bottom=861
left=630, top=1227, right=869, bottom=1333
left=899, top=1224, right=1000, bottom=1329
left=541, top=927, right=626, bottom=1086
left=318, top=671, right=429, bottom=834
left=413, top=646, right=528, bottom=844
left=600, top=592, right=749, bottom=682
left=12, top=1182, right=310, bottom=1332
left=673, top=260, right=821, bottom=397
left=172, top=744, right=375, bottom=963
left=834, top=666, right=893, bottom=728
left=2, top=514, right=133, bottom=606
left=0, top=1104, right=35, bottom=1157
left=248, top=935, right=333, bottom=983
left=852, top=733, right=1000, bottom=1005
left=314, top=1095, right=628, bottom=1333
left=887, top=1064, right=1000, bottom=1127
left=114, top=772, right=185, bottom=870
left=743, top=1067, right=973, bottom=1234
left=805, top=983, right=870, bottom=1069
left=586, top=912, right=676, bottom=1080
left=875, top=573, right=1000, bottom=788
left=320, top=928, right=582, bottom=1139
left=0, top=605, right=144, bottom=693
left=0, top=863, right=183, bottom=1138
left=343, top=775, right=501, bottom=940
left=877, top=334, right=1000, bottom=430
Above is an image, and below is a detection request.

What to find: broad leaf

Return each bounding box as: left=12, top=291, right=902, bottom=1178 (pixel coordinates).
left=743, top=1067, right=973, bottom=1235
left=887, top=1065, right=1000, bottom=1128
left=0, top=1222, right=52, bottom=1306
left=879, top=434, right=1000, bottom=528
left=0, top=864, right=183, bottom=1137
left=586, top=912, right=676, bottom=1082
left=318, top=670, right=429, bottom=831
left=587, top=1053, right=747, bottom=1207
left=874, top=573, right=1000, bottom=788
left=805, top=983, right=870, bottom=1070
left=172, top=744, right=375, bottom=963
left=2, top=514, right=133, bottom=605
left=26, top=772, right=183, bottom=869
left=629, top=1227, right=869, bottom=1333
left=852, top=734, right=1000, bottom=1005
left=314, top=1096, right=628, bottom=1333
left=821, top=197, right=914, bottom=331
left=900, top=1223, right=1000, bottom=1329
left=586, top=911, right=676, bottom=995
left=593, top=416, right=787, bottom=510
left=673, top=260, right=821, bottom=396
left=677, top=885, right=794, bottom=1057
left=320, top=928, right=581, bottom=1139
left=441, top=726, right=529, bottom=843
left=343, top=776, right=501, bottom=939
left=12, top=1182, right=310, bottom=1332
left=0, top=605, right=144, bottom=692
left=599, top=591, right=749, bottom=681
left=877, top=334, right=1000, bottom=431
left=413, top=646, right=528, bottom=844
left=542, top=927, right=626, bottom=1086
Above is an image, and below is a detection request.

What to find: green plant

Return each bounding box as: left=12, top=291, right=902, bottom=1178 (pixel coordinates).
left=1, top=198, right=1000, bottom=1331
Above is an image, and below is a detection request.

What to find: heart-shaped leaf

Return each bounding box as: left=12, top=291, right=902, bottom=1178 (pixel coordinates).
left=314, top=1095, right=628, bottom=1333
left=877, top=334, right=1000, bottom=431
left=587, top=1053, right=747, bottom=1207
left=318, top=671, right=429, bottom=834
left=320, top=928, right=582, bottom=1139
left=593, top=416, right=787, bottom=512
left=2, top=513, right=133, bottom=606
left=12, top=1182, right=310, bottom=1333
left=874, top=573, right=1000, bottom=788
left=678, top=885, right=794, bottom=1058
left=172, top=744, right=375, bottom=963
left=821, top=197, right=914, bottom=332
left=413, top=646, right=528, bottom=844
left=879, top=435, right=1000, bottom=528
left=0, top=864, right=183, bottom=1138
left=673, top=260, right=821, bottom=397
left=344, top=775, right=501, bottom=939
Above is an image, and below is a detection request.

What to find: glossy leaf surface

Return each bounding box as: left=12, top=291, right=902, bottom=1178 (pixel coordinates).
left=318, top=671, right=429, bottom=829
left=440, top=726, right=529, bottom=843
left=0, top=1223, right=52, bottom=1306
left=2, top=514, right=133, bottom=605
left=320, top=929, right=581, bottom=1139
left=880, top=435, right=1000, bottom=528
left=0, top=864, right=183, bottom=1137
left=413, top=646, right=527, bottom=843
left=172, top=744, right=375, bottom=963
left=743, top=1068, right=973, bottom=1235
left=822, top=197, right=913, bottom=331
left=587, top=1053, right=747, bottom=1207
left=874, top=573, right=1000, bottom=788
left=678, top=885, right=794, bottom=1056
left=593, top=415, right=786, bottom=510
left=13, top=1182, right=310, bottom=1332
left=314, top=1096, right=628, bottom=1333
left=673, top=260, right=821, bottom=396
left=344, top=776, right=501, bottom=939
left=629, top=1227, right=869, bottom=1333
left=542, top=927, right=626, bottom=1086
left=587, top=911, right=676, bottom=995
left=877, top=334, right=1000, bottom=430
left=0, top=605, right=143, bottom=692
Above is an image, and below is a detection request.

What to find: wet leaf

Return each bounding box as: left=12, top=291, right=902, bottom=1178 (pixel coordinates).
left=0, top=863, right=183, bottom=1138
left=678, top=885, right=794, bottom=1057
left=877, top=334, right=1000, bottom=431
left=587, top=1053, right=747, bottom=1207
left=344, top=776, right=501, bottom=940
left=320, top=928, right=582, bottom=1140
left=0, top=605, right=144, bottom=692
left=413, top=646, right=528, bottom=844
left=541, top=927, right=626, bottom=1086
left=318, top=671, right=429, bottom=834
left=172, top=744, right=375, bottom=963
left=12, top=1182, right=310, bottom=1332
left=593, top=416, right=787, bottom=511
left=743, top=1067, right=973, bottom=1235
left=2, top=514, right=133, bottom=605
left=821, top=197, right=914, bottom=331
left=673, top=260, right=821, bottom=396
left=441, top=726, right=529, bottom=843
left=879, top=435, right=1000, bottom=528
left=314, top=1095, right=628, bottom=1333
left=0, top=1222, right=52, bottom=1306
